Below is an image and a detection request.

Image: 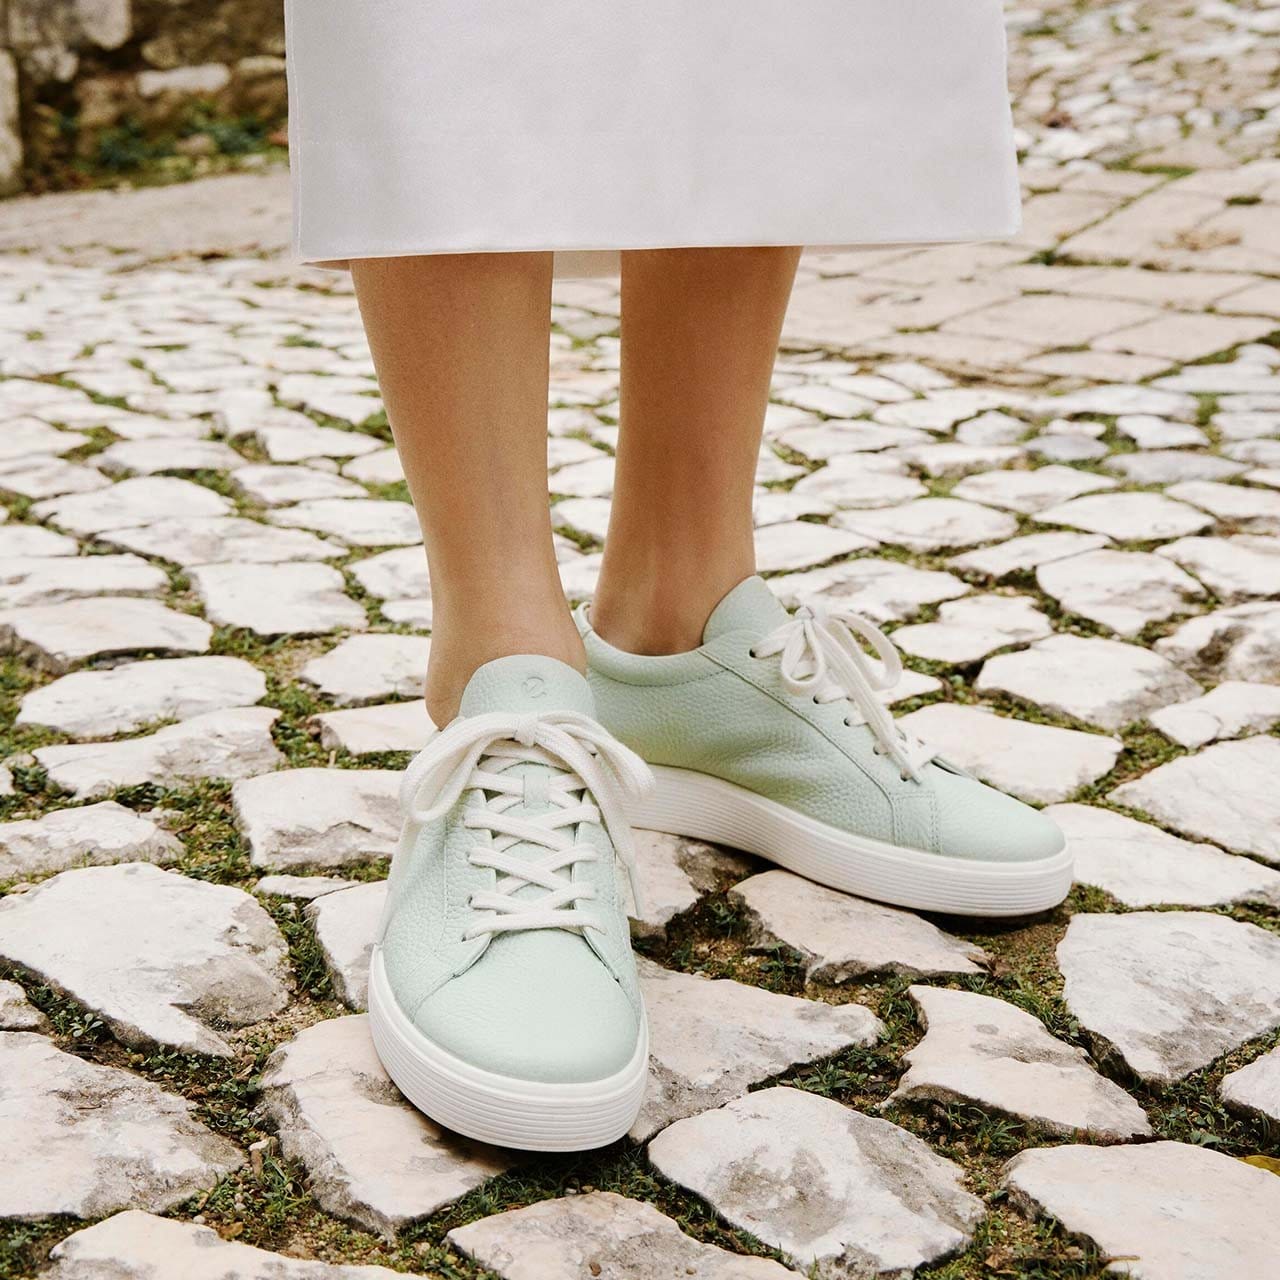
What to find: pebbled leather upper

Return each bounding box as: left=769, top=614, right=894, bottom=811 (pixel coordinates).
left=578, top=578, right=1064, bottom=865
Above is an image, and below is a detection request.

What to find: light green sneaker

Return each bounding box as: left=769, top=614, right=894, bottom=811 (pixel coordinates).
left=577, top=577, right=1071, bottom=917
left=367, top=656, right=653, bottom=1151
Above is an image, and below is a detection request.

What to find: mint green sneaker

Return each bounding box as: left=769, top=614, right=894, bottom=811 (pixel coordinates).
left=367, top=656, right=653, bottom=1151
left=577, top=578, right=1070, bottom=917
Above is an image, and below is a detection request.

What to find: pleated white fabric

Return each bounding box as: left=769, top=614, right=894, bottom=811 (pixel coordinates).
left=285, top=0, right=1021, bottom=276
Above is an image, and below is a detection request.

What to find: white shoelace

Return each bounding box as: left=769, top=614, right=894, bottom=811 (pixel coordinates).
left=751, top=600, right=938, bottom=782
left=399, top=710, right=653, bottom=940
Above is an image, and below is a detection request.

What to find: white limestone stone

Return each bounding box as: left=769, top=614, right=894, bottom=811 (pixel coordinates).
left=1025, top=434, right=1108, bottom=463
left=1159, top=534, right=1280, bottom=601
left=1038, top=492, right=1214, bottom=541
left=18, top=655, right=266, bottom=737
left=0, top=417, right=87, bottom=459
left=0, top=525, right=78, bottom=558
left=232, top=463, right=366, bottom=506
left=1115, top=415, right=1207, bottom=449
left=625, top=830, right=753, bottom=942
left=1048, top=803, right=1280, bottom=909
left=547, top=455, right=616, bottom=497
left=104, top=516, right=342, bottom=566
left=634, top=957, right=882, bottom=1140
left=0, top=553, right=166, bottom=609
left=777, top=421, right=931, bottom=460
left=791, top=454, right=927, bottom=509
left=0, top=1034, right=243, bottom=1220
left=349, top=546, right=430, bottom=602
left=891, top=443, right=1024, bottom=479
left=1057, top=911, right=1280, bottom=1083
left=1110, top=737, right=1280, bottom=863
left=1168, top=479, right=1280, bottom=533
left=36, top=706, right=283, bottom=800
left=302, top=634, right=430, bottom=706
left=0, top=863, right=290, bottom=1056
left=307, top=881, right=388, bottom=1009
left=254, top=874, right=363, bottom=901
left=449, top=1192, right=794, bottom=1280
left=233, top=768, right=403, bottom=869
left=257, top=423, right=385, bottom=463
left=955, top=410, right=1028, bottom=445
left=898, top=704, right=1121, bottom=805
left=343, top=447, right=405, bottom=486
left=771, top=558, right=970, bottom=623
left=0, top=979, right=47, bottom=1031
left=94, top=438, right=243, bottom=476
left=1029, top=385, right=1198, bottom=420
left=1220, top=1047, right=1280, bottom=1123
left=874, top=388, right=1018, bottom=432
left=1003, top=1142, right=1280, bottom=1280
left=1148, top=680, right=1280, bottom=748
left=0, top=801, right=181, bottom=881
left=891, top=985, right=1151, bottom=1140
left=1155, top=602, right=1280, bottom=682
left=1036, top=548, right=1205, bottom=635
left=949, top=531, right=1110, bottom=581
left=41, top=1211, right=423, bottom=1279
left=977, top=634, right=1201, bottom=731
left=837, top=498, right=1017, bottom=551
left=648, top=1087, right=984, bottom=1278
left=32, top=476, right=230, bottom=534
left=0, top=597, right=211, bottom=673
left=0, top=456, right=112, bottom=499
left=191, top=562, right=367, bottom=637
left=730, top=870, right=987, bottom=982
left=952, top=465, right=1115, bottom=514
left=312, top=702, right=433, bottom=756
left=892, top=595, right=1051, bottom=664
left=754, top=521, right=874, bottom=572
left=551, top=497, right=611, bottom=543
left=1107, top=449, right=1247, bottom=485
left=260, top=1015, right=511, bottom=1236
left=269, top=498, right=422, bottom=547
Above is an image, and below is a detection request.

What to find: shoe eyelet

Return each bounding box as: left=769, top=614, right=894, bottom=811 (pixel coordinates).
left=811, top=694, right=822, bottom=706
left=748, top=647, right=760, bottom=660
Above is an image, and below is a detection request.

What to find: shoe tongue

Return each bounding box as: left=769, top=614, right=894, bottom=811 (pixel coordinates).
left=702, top=576, right=789, bottom=643
left=458, top=655, right=597, bottom=720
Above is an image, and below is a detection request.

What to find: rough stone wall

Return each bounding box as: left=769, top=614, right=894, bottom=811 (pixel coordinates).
left=0, top=0, right=288, bottom=193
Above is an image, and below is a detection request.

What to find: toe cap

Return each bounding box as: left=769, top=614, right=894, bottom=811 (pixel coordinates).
left=931, top=769, right=1067, bottom=864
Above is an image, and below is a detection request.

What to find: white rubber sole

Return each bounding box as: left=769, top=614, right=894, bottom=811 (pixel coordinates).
left=630, top=765, right=1073, bottom=918
left=366, top=948, right=649, bottom=1152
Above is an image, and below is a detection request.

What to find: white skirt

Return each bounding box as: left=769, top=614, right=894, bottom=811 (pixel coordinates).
left=285, top=0, right=1021, bottom=277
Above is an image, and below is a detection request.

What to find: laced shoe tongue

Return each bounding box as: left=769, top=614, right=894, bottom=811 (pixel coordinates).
left=459, top=655, right=597, bottom=719
left=702, top=575, right=790, bottom=643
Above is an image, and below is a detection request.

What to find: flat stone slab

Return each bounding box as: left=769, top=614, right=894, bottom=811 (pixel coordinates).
left=791, top=454, right=927, bottom=509
left=648, top=1086, right=984, bottom=1278
left=0, top=553, right=167, bottom=610
left=191, top=562, right=368, bottom=637
left=301, top=634, right=430, bottom=706
left=753, top=521, right=874, bottom=573
left=838, top=498, right=1017, bottom=551
left=269, top=498, right=422, bottom=548
left=1159, top=534, right=1280, bottom=602
left=949, top=531, right=1110, bottom=582
left=259, top=1015, right=512, bottom=1236
left=349, top=546, right=430, bottom=602
left=95, top=437, right=244, bottom=476
left=898, top=705, right=1122, bottom=805
left=0, top=1033, right=243, bottom=1220
left=105, top=516, right=343, bottom=566
left=0, top=597, right=212, bottom=672
left=891, top=985, right=1150, bottom=1140
left=233, top=768, right=403, bottom=870
left=32, top=475, right=231, bottom=534
left=1048, top=802, right=1280, bottom=909
left=254, top=874, right=364, bottom=901
left=1220, top=1047, right=1280, bottom=1123
left=771, top=557, right=970, bottom=623
left=41, top=1211, right=425, bottom=1279
left=0, top=979, right=48, bottom=1031
left=1110, top=736, right=1280, bottom=863
left=0, top=863, right=290, bottom=1056
left=1107, top=449, right=1248, bottom=485
left=18, top=655, right=266, bottom=737
left=0, top=525, right=79, bottom=558
left=307, top=882, right=387, bottom=1009
left=1038, top=491, right=1214, bottom=542
left=951, top=465, right=1115, bottom=514
left=36, top=706, right=283, bottom=799
left=626, top=830, right=754, bottom=942
left=1003, top=1141, right=1280, bottom=1280
left=1148, top=680, right=1280, bottom=749
left=1036, top=548, right=1205, bottom=636
left=257, top=423, right=386, bottom=464
left=232, top=463, right=366, bottom=506
left=1155, top=602, right=1280, bottom=682
left=0, top=800, right=182, bottom=881
left=977, top=634, right=1201, bottom=731
left=891, top=594, right=1051, bottom=664
left=633, top=957, right=882, bottom=1141
left=1058, top=911, right=1280, bottom=1083
left=312, top=701, right=433, bottom=756
left=729, top=870, right=987, bottom=982
left=448, top=1191, right=794, bottom=1280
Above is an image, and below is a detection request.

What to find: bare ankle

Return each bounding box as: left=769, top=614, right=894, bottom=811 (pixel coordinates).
left=591, top=569, right=752, bottom=656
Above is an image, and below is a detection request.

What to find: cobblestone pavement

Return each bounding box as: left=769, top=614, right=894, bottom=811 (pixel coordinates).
left=2, top=3, right=1280, bottom=1278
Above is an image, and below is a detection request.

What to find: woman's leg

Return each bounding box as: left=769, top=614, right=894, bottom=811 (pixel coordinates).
left=590, top=246, right=803, bottom=655
left=351, top=253, right=582, bottom=725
